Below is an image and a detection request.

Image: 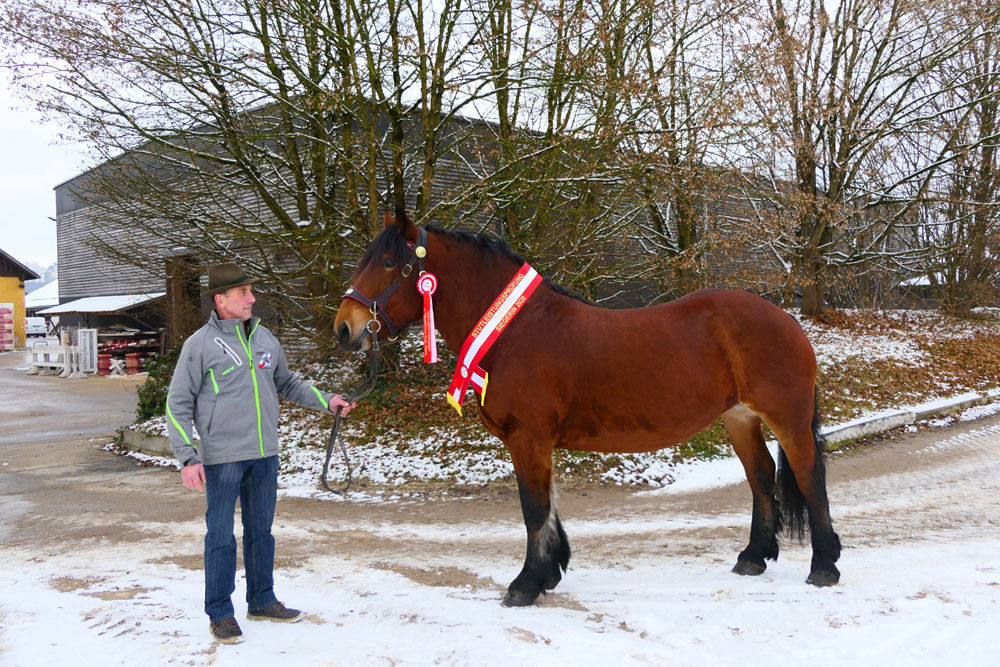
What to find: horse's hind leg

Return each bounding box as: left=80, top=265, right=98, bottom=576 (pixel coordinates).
left=723, top=406, right=780, bottom=576
left=503, top=437, right=570, bottom=607
left=769, top=410, right=841, bottom=587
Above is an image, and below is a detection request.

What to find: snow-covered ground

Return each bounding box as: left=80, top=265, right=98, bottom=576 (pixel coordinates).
left=3, top=407, right=1000, bottom=666
left=3, top=535, right=998, bottom=666
left=123, top=399, right=1000, bottom=501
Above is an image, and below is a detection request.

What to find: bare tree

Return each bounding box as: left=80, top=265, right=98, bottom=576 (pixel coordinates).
left=628, top=0, right=756, bottom=299
left=466, top=0, right=639, bottom=299
left=1, top=0, right=393, bottom=346
left=742, top=0, right=992, bottom=315
left=465, top=0, right=750, bottom=301
left=917, top=1, right=1000, bottom=312
left=6, top=0, right=995, bottom=330
left=1, top=0, right=492, bottom=344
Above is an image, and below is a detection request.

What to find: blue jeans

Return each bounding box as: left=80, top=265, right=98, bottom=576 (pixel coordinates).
left=203, top=455, right=279, bottom=622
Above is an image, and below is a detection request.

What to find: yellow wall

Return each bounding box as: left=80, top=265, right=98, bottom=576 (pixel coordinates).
left=0, top=276, right=27, bottom=347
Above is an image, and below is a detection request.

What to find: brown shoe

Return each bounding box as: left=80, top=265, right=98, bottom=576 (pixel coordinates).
left=210, top=617, right=244, bottom=644
left=247, top=601, right=302, bottom=623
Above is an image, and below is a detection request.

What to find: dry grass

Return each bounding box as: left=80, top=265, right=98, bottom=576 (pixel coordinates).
left=813, top=312, right=1000, bottom=419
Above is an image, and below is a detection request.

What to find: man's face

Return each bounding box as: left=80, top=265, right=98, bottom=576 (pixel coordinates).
left=215, top=284, right=255, bottom=321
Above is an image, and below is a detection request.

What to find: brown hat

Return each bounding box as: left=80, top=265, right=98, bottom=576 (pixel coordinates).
left=204, top=262, right=252, bottom=298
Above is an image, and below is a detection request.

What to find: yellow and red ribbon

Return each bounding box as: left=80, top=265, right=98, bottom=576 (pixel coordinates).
left=446, top=263, right=542, bottom=416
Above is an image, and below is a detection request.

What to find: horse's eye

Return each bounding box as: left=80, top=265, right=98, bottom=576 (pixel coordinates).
left=383, top=259, right=396, bottom=270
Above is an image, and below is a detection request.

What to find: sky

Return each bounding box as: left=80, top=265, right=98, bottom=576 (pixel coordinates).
left=0, top=73, right=89, bottom=270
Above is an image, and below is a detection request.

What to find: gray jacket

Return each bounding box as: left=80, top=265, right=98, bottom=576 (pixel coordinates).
left=166, top=311, right=333, bottom=466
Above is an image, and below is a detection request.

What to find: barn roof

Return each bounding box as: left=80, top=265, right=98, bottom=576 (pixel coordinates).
left=38, top=292, right=165, bottom=315
left=0, top=247, right=41, bottom=282
left=25, top=280, right=60, bottom=308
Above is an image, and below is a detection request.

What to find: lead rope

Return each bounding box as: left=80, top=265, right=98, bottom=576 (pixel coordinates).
left=320, top=321, right=381, bottom=495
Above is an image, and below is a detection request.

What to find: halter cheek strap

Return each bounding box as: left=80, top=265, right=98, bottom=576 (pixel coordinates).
left=342, top=226, right=428, bottom=338
left=341, top=285, right=399, bottom=336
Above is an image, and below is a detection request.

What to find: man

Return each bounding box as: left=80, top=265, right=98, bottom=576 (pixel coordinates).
left=166, top=262, right=354, bottom=644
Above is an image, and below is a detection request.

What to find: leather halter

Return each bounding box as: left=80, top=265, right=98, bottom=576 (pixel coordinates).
left=342, top=226, right=428, bottom=338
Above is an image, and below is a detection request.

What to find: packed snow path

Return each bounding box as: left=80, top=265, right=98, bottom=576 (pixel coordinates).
left=1, top=410, right=998, bottom=665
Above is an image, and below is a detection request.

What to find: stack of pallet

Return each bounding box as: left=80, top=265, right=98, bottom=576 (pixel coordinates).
left=0, top=303, right=14, bottom=352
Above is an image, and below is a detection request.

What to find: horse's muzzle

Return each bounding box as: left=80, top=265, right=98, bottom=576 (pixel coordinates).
left=337, top=321, right=356, bottom=350
left=336, top=321, right=371, bottom=352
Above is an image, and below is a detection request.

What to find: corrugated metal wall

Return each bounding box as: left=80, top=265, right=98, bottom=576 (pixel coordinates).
left=56, top=206, right=162, bottom=300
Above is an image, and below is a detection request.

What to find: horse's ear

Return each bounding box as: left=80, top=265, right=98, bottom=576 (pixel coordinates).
left=392, top=204, right=417, bottom=241
left=383, top=211, right=395, bottom=229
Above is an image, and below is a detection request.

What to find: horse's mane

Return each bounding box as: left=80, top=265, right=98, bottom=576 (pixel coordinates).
left=356, top=222, right=589, bottom=303
left=426, top=225, right=590, bottom=304
left=426, top=224, right=527, bottom=265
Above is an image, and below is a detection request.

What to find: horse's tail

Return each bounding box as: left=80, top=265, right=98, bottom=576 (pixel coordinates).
left=777, top=386, right=824, bottom=541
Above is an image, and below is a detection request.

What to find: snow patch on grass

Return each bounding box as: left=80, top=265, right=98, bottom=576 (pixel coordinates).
left=120, top=310, right=1000, bottom=498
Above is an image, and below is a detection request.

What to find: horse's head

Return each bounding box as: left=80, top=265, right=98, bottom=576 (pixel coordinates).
left=334, top=207, right=425, bottom=351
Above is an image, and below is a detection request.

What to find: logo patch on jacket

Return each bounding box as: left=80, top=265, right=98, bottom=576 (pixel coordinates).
left=257, top=352, right=273, bottom=369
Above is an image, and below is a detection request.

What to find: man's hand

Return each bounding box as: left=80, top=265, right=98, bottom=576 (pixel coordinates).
left=181, top=462, right=206, bottom=492
left=330, top=394, right=357, bottom=417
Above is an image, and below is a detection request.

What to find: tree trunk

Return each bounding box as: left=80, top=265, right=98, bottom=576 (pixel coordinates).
left=799, top=222, right=830, bottom=317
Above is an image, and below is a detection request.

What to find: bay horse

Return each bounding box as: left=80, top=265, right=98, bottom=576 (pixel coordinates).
left=334, top=208, right=841, bottom=606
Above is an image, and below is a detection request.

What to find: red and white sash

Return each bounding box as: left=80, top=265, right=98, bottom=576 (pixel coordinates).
left=446, top=263, right=542, bottom=416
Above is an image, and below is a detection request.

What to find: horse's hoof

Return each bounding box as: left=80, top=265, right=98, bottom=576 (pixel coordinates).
left=502, top=589, right=539, bottom=607
left=806, top=568, right=840, bottom=587
left=732, top=558, right=766, bottom=576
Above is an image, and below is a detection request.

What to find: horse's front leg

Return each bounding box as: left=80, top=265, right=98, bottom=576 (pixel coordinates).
left=503, top=437, right=570, bottom=607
